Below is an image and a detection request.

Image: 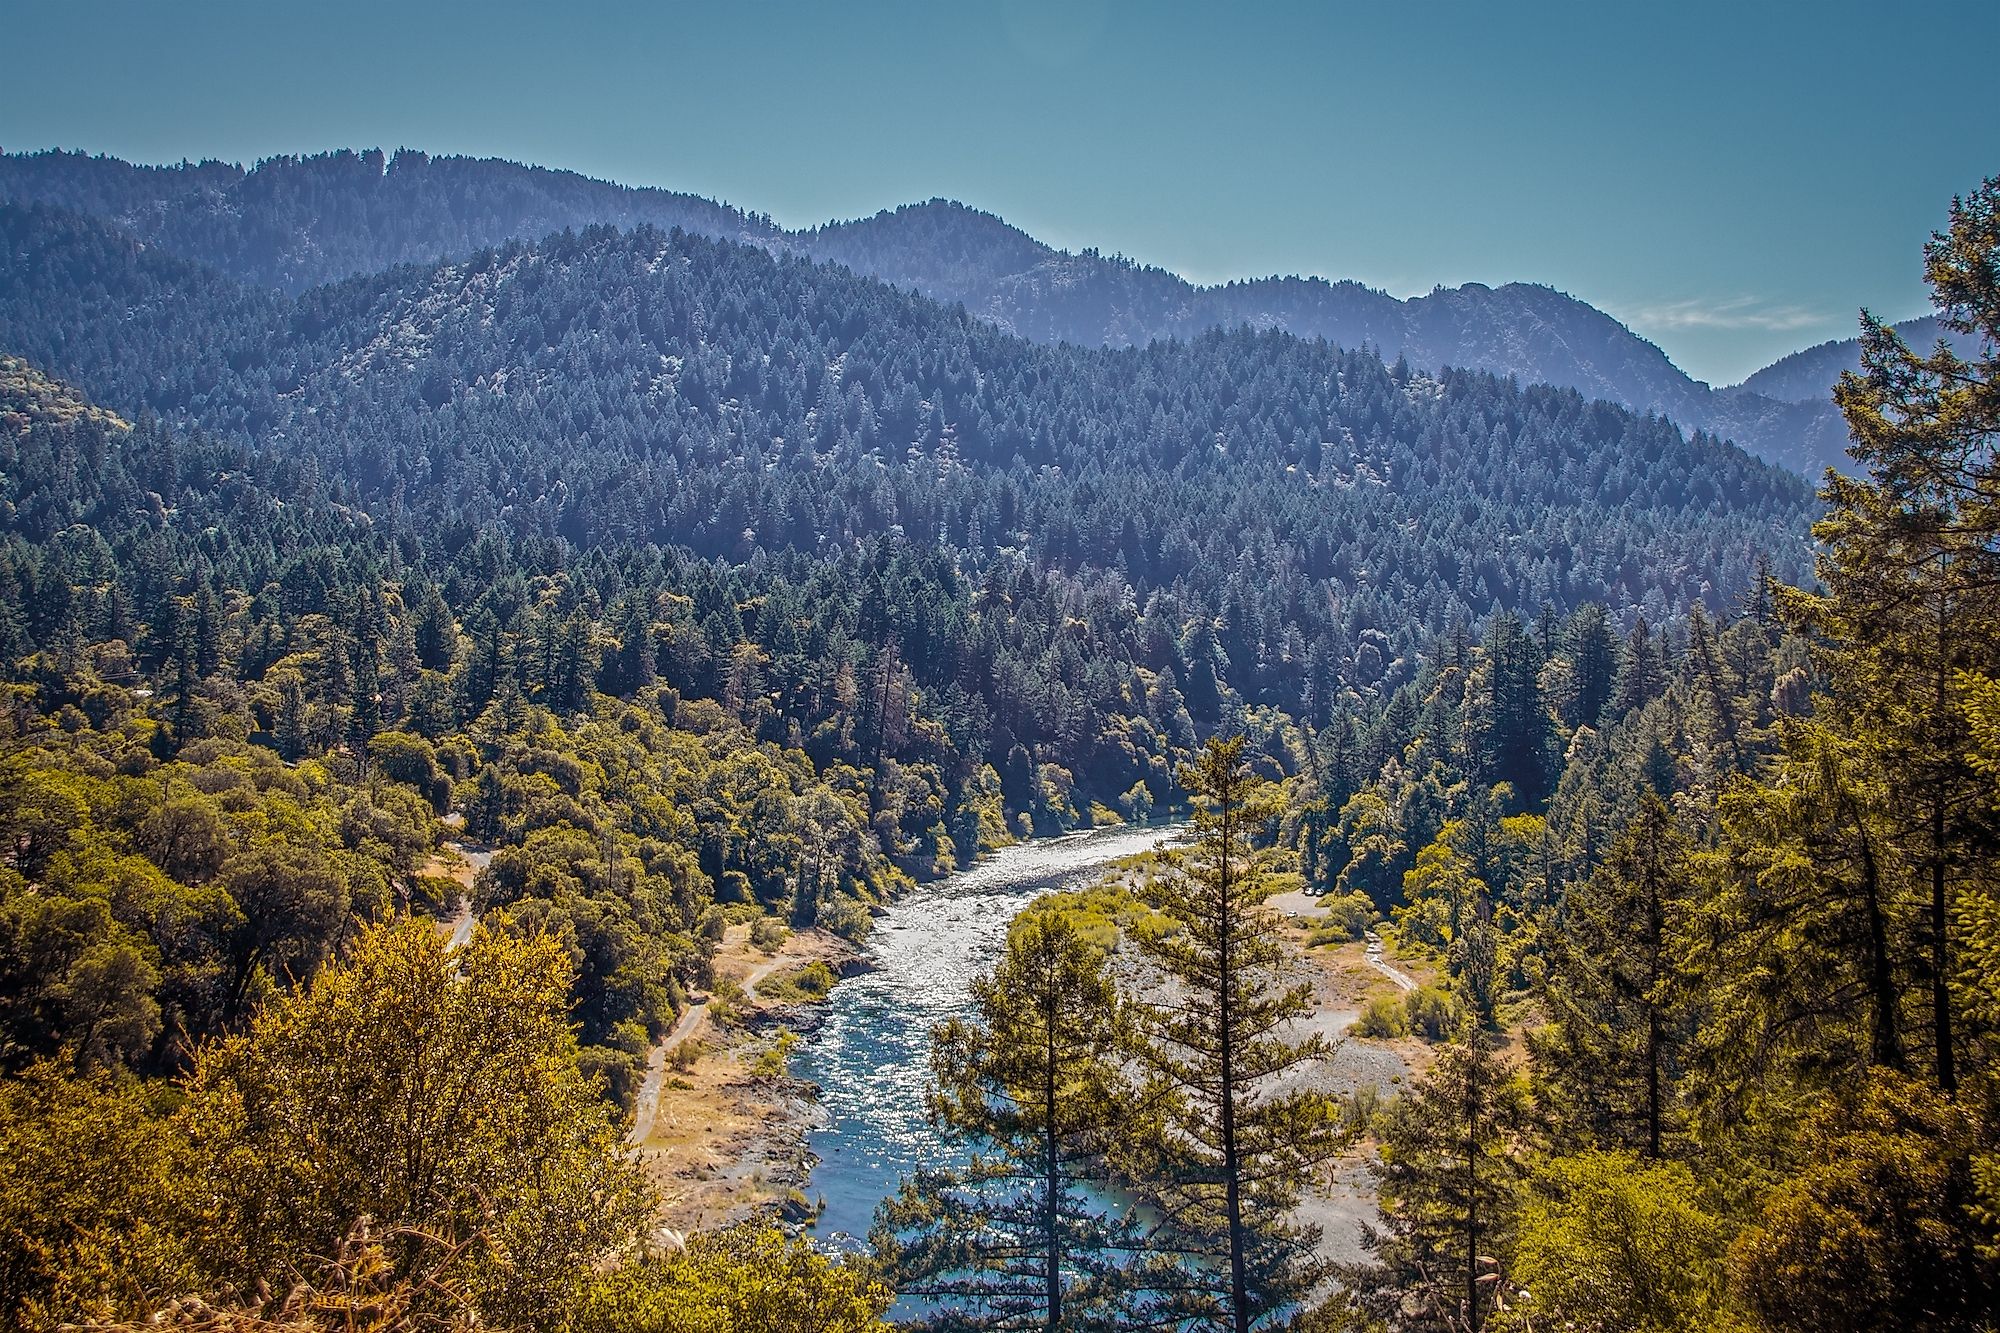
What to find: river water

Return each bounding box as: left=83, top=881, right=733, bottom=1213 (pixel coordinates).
left=797, top=821, right=1189, bottom=1250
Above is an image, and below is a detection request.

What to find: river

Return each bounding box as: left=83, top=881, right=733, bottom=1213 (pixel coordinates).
left=796, top=820, right=1189, bottom=1249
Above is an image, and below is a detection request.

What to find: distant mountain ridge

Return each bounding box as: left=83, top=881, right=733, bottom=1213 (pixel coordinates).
left=804, top=198, right=1862, bottom=474
left=1734, top=315, right=1981, bottom=404
left=0, top=146, right=1912, bottom=474
left=0, top=196, right=1814, bottom=637
left=0, top=147, right=783, bottom=291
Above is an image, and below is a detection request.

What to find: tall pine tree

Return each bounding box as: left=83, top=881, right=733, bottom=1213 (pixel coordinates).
left=1130, top=736, right=1347, bottom=1332
left=874, top=912, right=1164, bottom=1331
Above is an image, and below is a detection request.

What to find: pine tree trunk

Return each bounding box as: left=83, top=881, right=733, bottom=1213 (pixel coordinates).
left=1932, top=827, right=1954, bottom=1093
left=1645, top=848, right=1663, bottom=1159
left=1044, top=967, right=1062, bottom=1331
left=1932, top=596, right=1956, bottom=1095
left=1219, top=792, right=1250, bottom=1333
left=1842, top=788, right=1902, bottom=1071
left=1464, top=1034, right=1482, bottom=1333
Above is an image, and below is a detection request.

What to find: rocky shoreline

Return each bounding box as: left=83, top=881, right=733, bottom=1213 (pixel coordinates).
left=629, top=925, right=863, bottom=1233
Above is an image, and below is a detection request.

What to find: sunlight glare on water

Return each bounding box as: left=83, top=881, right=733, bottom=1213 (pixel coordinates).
left=799, top=822, right=1187, bottom=1249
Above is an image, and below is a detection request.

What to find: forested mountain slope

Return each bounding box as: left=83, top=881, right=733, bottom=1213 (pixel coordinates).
left=0, top=147, right=1853, bottom=472
left=1735, top=314, right=1982, bottom=402
left=0, top=198, right=1812, bottom=630
left=0, top=192, right=1817, bottom=939
left=0, top=146, right=782, bottom=292
left=0, top=352, right=919, bottom=1073
left=807, top=198, right=1853, bottom=472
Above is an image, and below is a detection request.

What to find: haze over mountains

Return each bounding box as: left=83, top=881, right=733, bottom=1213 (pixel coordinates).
left=0, top=146, right=1947, bottom=476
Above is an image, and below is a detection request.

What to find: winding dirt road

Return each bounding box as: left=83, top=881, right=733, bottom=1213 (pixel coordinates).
left=434, top=842, right=492, bottom=950
left=1363, top=929, right=1418, bottom=991
left=445, top=899, right=477, bottom=949
left=626, top=952, right=793, bottom=1147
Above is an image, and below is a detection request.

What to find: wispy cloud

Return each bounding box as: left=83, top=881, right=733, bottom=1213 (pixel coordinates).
left=1623, top=296, right=1826, bottom=332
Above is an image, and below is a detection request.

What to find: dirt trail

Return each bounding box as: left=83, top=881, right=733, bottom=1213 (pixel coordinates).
left=427, top=842, right=491, bottom=950
left=625, top=950, right=796, bottom=1147
left=1267, top=900, right=1430, bottom=1265
left=1269, top=888, right=1419, bottom=995
left=1364, top=929, right=1418, bottom=991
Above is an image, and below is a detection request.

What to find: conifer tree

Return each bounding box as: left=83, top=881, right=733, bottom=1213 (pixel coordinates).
left=1129, top=735, right=1346, bottom=1332
left=1610, top=616, right=1664, bottom=720
left=1783, top=176, right=2000, bottom=1093
left=1464, top=613, right=1551, bottom=805
left=274, top=670, right=310, bottom=762
left=410, top=581, right=456, bottom=672
left=190, top=584, right=221, bottom=678
left=1531, top=794, right=1696, bottom=1158
left=1349, top=1021, right=1529, bottom=1332
left=1709, top=721, right=1906, bottom=1088
left=874, top=912, right=1165, bottom=1331
left=1682, top=603, right=1755, bottom=780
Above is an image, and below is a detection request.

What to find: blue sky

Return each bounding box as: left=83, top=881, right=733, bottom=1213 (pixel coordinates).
left=2, top=0, right=1995, bottom=385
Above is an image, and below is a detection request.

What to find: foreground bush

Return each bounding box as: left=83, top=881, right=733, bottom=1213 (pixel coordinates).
left=574, top=1226, right=891, bottom=1333
left=178, top=920, right=651, bottom=1329
left=1, top=920, right=652, bottom=1331
left=0, top=1062, right=193, bottom=1329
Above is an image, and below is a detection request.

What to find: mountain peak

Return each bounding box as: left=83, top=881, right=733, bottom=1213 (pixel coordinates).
left=0, top=145, right=1874, bottom=473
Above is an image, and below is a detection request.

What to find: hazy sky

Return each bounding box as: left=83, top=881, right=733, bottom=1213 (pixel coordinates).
left=3, top=0, right=1995, bottom=384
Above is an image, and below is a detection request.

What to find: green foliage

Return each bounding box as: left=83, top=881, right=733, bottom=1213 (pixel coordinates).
left=1503, top=1151, right=1742, bottom=1333
left=574, top=1226, right=890, bottom=1333
left=1531, top=796, right=1699, bottom=1159
left=1309, top=889, right=1376, bottom=943
left=1331, top=790, right=1410, bottom=906
left=750, top=1029, right=799, bottom=1080
left=748, top=916, right=789, bottom=953
left=1014, top=880, right=1176, bottom=956
left=0, top=1062, right=193, bottom=1331
left=1396, top=835, right=1482, bottom=953
left=1351, top=993, right=1409, bottom=1039
left=1402, top=986, right=1462, bottom=1043
left=1729, top=1074, right=1998, bottom=1333
left=1343, top=1083, right=1384, bottom=1138
left=1705, top=719, right=1909, bottom=1092
left=0, top=734, right=418, bottom=1074
left=367, top=729, right=444, bottom=803
left=176, top=919, right=651, bottom=1330
left=755, top=961, right=837, bottom=1005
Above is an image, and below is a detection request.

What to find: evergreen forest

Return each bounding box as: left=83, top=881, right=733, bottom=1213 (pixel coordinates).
left=0, top=140, right=1996, bottom=1331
